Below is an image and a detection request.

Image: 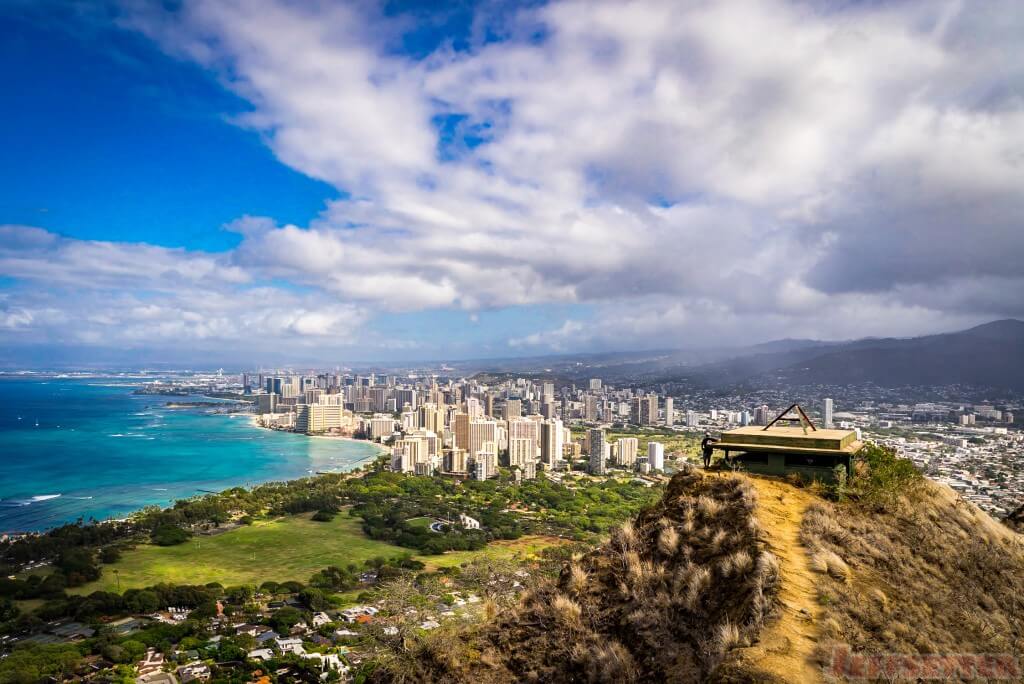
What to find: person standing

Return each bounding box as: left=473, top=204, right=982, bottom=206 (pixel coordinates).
left=701, top=434, right=717, bottom=468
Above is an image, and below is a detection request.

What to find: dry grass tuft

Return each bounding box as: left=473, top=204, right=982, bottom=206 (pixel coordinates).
left=613, top=520, right=639, bottom=552
left=658, top=526, right=680, bottom=556
left=811, top=549, right=850, bottom=581
left=697, top=495, right=723, bottom=518
left=717, top=621, right=741, bottom=651
left=720, top=550, right=753, bottom=577
left=551, top=593, right=583, bottom=630
left=567, top=562, right=589, bottom=595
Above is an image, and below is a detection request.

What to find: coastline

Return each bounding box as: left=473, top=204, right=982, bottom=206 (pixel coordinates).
left=246, top=413, right=389, bottom=455
left=0, top=379, right=387, bottom=534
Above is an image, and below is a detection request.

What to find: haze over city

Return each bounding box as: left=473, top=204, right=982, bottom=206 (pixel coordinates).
left=2, top=0, right=1022, bottom=366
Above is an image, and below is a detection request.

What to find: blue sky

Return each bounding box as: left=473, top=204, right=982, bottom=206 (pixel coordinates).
left=1, top=4, right=335, bottom=251
left=0, top=0, right=1021, bottom=366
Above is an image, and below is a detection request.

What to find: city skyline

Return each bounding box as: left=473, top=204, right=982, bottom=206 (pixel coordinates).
left=2, top=0, right=1023, bottom=365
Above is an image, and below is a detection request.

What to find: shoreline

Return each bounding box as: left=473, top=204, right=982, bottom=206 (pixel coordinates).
left=246, top=413, right=389, bottom=455
left=1, top=408, right=385, bottom=536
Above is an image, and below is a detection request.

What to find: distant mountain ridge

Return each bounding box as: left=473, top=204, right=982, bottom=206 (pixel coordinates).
left=472, top=319, right=1024, bottom=391
left=755, top=319, right=1024, bottom=391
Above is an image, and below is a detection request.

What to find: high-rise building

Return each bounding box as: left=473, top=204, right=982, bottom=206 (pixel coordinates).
left=391, top=446, right=414, bottom=473
left=630, top=397, right=642, bottom=425
left=417, top=403, right=445, bottom=433
left=648, top=441, right=665, bottom=471
left=823, top=398, right=834, bottom=428
left=522, top=461, right=537, bottom=480
left=584, top=395, right=598, bottom=422
left=643, top=394, right=658, bottom=426
left=754, top=405, right=770, bottom=426
left=504, top=398, right=522, bottom=420
left=617, top=437, right=639, bottom=467
left=686, top=410, right=700, bottom=428
left=368, top=416, right=397, bottom=441
left=257, top=393, right=278, bottom=414
left=589, top=378, right=602, bottom=391
left=508, top=438, right=536, bottom=467
left=473, top=458, right=490, bottom=481
left=540, top=418, right=564, bottom=467
left=444, top=448, right=468, bottom=473
left=394, top=388, right=417, bottom=412
left=453, top=413, right=470, bottom=451
left=588, top=428, right=606, bottom=475
left=394, top=437, right=428, bottom=464
left=295, top=404, right=349, bottom=434
left=664, top=397, right=674, bottom=426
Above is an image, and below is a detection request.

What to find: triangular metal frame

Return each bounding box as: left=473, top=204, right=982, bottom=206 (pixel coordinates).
left=763, top=403, right=817, bottom=434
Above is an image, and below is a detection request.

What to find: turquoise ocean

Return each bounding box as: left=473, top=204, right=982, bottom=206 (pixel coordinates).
left=0, top=377, right=381, bottom=533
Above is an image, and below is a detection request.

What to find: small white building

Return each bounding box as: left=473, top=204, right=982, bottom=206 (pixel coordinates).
left=275, top=637, right=305, bottom=655
left=458, top=513, right=480, bottom=530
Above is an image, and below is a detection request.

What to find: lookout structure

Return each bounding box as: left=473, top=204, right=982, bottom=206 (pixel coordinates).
left=711, top=404, right=861, bottom=482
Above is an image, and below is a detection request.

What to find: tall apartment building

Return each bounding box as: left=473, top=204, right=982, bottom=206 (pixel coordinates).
left=648, top=441, right=665, bottom=471
left=507, top=417, right=541, bottom=452
left=257, top=393, right=278, bottom=414
left=823, top=398, right=834, bottom=428
left=643, top=394, right=658, bottom=426
left=468, top=420, right=499, bottom=459
left=444, top=448, right=468, bottom=474
left=508, top=438, right=536, bottom=467
left=417, top=403, right=445, bottom=433
left=394, top=437, right=428, bottom=465
left=589, top=428, right=607, bottom=475
left=664, top=397, right=674, bottom=426
left=294, top=404, right=349, bottom=434
left=368, top=415, right=397, bottom=441
left=504, top=398, right=522, bottom=420
left=394, top=388, right=417, bottom=412
left=540, top=418, right=564, bottom=467
left=617, top=437, right=639, bottom=467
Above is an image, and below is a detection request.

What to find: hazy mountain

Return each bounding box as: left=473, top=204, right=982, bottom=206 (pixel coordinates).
left=760, top=319, right=1024, bottom=390
left=487, top=319, right=1024, bottom=391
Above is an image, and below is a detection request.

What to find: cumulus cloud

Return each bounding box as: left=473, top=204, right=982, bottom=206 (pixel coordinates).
left=4, top=0, right=1023, bottom=357
left=0, top=225, right=367, bottom=353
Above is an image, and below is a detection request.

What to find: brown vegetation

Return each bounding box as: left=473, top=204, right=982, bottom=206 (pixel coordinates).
left=370, top=466, right=782, bottom=683
left=802, top=478, right=1024, bottom=680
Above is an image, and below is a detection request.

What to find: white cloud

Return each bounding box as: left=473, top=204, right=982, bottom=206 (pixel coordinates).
left=5, top=0, right=1024, bottom=357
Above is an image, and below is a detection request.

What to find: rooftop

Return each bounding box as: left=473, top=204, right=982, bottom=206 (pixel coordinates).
left=716, top=425, right=861, bottom=454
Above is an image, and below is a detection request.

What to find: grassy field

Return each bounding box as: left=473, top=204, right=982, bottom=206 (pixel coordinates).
left=405, top=516, right=435, bottom=530
left=421, top=536, right=561, bottom=571
left=71, top=514, right=564, bottom=595
left=72, top=514, right=411, bottom=594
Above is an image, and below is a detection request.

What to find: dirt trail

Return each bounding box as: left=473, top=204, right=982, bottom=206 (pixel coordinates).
left=738, top=476, right=823, bottom=683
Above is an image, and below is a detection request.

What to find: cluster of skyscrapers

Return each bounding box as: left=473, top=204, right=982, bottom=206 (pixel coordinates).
left=247, top=373, right=682, bottom=481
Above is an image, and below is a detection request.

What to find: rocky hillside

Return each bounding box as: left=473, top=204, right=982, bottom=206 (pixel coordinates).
left=1004, top=503, right=1024, bottom=534
left=370, top=453, right=1024, bottom=683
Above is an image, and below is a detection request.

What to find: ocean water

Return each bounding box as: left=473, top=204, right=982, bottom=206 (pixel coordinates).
left=0, top=377, right=381, bottom=532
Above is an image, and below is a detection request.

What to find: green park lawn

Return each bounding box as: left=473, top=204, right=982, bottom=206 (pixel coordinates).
left=72, top=513, right=411, bottom=594
left=71, top=513, right=564, bottom=595
left=404, top=516, right=436, bottom=530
